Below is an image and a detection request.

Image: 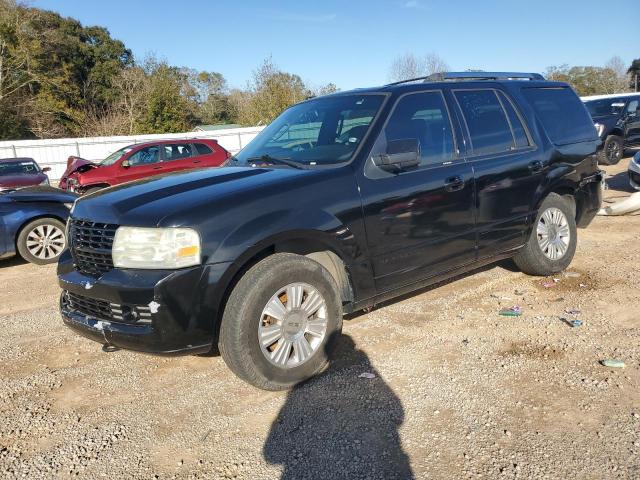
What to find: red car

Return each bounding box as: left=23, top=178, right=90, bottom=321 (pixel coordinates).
left=0, top=158, right=51, bottom=191
left=59, top=139, right=230, bottom=194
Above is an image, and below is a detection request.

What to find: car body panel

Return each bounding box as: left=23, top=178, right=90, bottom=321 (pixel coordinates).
left=0, top=186, right=77, bottom=259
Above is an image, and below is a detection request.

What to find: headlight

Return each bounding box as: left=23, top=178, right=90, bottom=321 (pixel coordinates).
left=594, top=123, right=605, bottom=137
left=112, top=227, right=201, bottom=269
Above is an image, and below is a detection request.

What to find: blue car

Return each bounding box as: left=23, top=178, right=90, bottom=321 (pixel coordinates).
left=0, top=186, right=77, bottom=265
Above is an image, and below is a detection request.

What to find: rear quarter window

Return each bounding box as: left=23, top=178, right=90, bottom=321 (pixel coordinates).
left=522, top=87, right=598, bottom=145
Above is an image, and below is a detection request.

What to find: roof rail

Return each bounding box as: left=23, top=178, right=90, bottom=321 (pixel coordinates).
left=428, top=72, right=545, bottom=81
left=386, top=72, right=544, bottom=86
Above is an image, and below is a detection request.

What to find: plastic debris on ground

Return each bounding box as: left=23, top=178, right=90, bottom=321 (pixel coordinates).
left=542, top=278, right=560, bottom=288
left=600, top=359, right=625, bottom=369
left=499, top=306, right=522, bottom=317
left=358, top=372, right=376, bottom=379
left=564, top=308, right=581, bottom=315
left=561, top=318, right=583, bottom=327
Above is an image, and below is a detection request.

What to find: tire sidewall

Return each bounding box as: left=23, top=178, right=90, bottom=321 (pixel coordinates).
left=529, top=195, right=577, bottom=273
left=224, top=255, right=342, bottom=388
left=605, top=136, right=623, bottom=165
left=16, top=218, right=66, bottom=265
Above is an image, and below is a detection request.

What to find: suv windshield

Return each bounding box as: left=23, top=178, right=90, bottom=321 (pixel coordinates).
left=234, top=94, right=385, bottom=166
left=0, top=160, right=39, bottom=176
left=584, top=99, right=626, bottom=117
left=100, top=146, right=133, bottom=166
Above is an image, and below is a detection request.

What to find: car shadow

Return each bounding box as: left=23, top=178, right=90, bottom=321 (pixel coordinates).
left=605, top=170, right=635, bottom=196
left=263, top=333, right=414, bottom=480
left=0, top=255, right=27, bottom=268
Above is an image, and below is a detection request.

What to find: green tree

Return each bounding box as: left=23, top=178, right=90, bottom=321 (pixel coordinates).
left=629, top=59, right=640, bottom=92
left=545, top=64, right=627, bottom=96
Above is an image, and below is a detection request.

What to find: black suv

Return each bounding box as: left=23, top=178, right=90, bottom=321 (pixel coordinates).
left=583, top=93, right=640, bottom=164
left=59, top=72, right=603, bottom=390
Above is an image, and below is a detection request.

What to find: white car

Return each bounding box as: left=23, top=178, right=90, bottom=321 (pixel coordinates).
left=630, top=151, right=640, bottom=190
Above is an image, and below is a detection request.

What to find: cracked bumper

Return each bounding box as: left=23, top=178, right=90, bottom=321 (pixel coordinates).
left=57, top=250, right=231, bottom=355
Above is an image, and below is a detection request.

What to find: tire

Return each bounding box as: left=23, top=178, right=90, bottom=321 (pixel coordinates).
left=597, top=135, right=624, bottom=165
left=513, top=193, right=577, bottom=276
left=16, top=217, right=67, bottom=265
left=218, top=253, right=343, bottom=390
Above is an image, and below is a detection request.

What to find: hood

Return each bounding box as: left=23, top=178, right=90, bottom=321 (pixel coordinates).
left=0, top=173, right=48, bottom=189
left=72, top=166, right=318, bottom=226
left=1, top=185, right=78, bottom=203
left=61, top=156, right=99, bottom=178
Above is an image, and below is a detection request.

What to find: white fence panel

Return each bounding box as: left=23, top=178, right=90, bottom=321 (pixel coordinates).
left=0, top=127, right=265, bottom=180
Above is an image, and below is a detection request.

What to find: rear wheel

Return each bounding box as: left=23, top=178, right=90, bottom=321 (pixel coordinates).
left=598, top=135, right=624, bottom=165
left=16, top=218, right=67, bottom=265
left=218, top=253, right=343, bottom=390
left=513, top=193, right=577, bottom=276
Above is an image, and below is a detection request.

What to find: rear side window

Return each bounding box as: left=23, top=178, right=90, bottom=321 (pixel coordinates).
left=162, top=144, right=193, bottom=161
left=454, top=90, right=514, bottom=155
left=194, top=143, right=213, bottom=155
left=497, top=91, right=530, bottom=148
left=522, top=87, right=598, bottom=145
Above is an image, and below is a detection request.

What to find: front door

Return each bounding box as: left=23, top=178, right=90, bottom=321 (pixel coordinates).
left=117, top=145, right=163, bottom=184
left=357, top=90, right=476, bottom=293
left=624, top=98, right=640, bottom=146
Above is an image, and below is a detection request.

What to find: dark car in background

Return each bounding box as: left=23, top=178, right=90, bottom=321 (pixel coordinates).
left=58, top=139, right=231, bottom=194
left=59, top=72, right=603, bottom=390
left=0, top=158, right=51, bottom=191
left=582, top=93, right=640, bottom=165
left=1, top=187, right=77, bottom=265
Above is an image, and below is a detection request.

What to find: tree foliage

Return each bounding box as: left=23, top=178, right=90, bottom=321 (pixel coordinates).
left=388, top=52, right=449, bottom=82
left=545, top=58, right=631, bottom=96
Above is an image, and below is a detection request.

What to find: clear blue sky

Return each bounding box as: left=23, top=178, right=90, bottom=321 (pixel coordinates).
left=33, top=0, right=639, bottom=90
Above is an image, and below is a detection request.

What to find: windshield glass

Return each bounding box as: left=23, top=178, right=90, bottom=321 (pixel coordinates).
left=584, top=99, right=625, bottom=117
left=234, top=94, right=385, bottom=166
left=0, top=160, right=39, bottom=176
left=100, top=146, right=133, bottom=166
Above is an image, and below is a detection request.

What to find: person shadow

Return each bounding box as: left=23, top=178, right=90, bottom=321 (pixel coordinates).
left=263, top=333, right=415, bottom=480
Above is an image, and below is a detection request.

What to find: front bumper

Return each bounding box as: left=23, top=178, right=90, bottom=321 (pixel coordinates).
left=629, top=159, right=640, bottom=191
left=58, top=250, right=231, bottom=354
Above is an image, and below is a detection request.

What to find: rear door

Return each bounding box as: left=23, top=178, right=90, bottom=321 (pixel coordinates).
left=624, top=98, right=640, bottom=145
left=357, top=89, right=476, bottom=293
left=116, top=145, right=163, bottom=184
left=453, top=88, right=542, bottom=259
left=192, top=142, right=223, bottom=167
left=160, top=143, right=196, bottom=173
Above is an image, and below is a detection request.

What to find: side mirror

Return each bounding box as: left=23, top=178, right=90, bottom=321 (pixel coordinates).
left=42, top=167, right=51, bottom=173
left=372, top=138, right=420, bottom=172
left=121, top=159, right=131, bottom=168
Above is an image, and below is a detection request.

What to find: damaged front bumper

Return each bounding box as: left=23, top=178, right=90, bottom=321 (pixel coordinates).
left=57, top=250, right=231, bottom=355
left=576, top=170, right=604, bottom=228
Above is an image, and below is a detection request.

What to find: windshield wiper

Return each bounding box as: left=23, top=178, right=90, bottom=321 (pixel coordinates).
left=245, top=155, right=307, bottom=170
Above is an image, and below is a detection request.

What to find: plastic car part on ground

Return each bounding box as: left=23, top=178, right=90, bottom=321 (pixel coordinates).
left=600, top=359, right=625, bottom=368
left=598, top=192, right=640, bottom=216
left=499, top=306, right=522, bottom=317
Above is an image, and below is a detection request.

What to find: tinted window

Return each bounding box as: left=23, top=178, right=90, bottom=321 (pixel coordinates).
left=627, top=100, right=639, bottom=114
left=523, top=87, right=598, bottom=145
left=376, top=91, right=455, bottom=167
left=162, top=144, right=193, bottom=161
left=498, top=91, right=530, bottom=148
left=194, top=143, right=213, bottom=155
left=584, top=98, right=626, bottom=117
left=455, top=90, right=513, bottom=155
left=128, top=146, right=160, bottom=166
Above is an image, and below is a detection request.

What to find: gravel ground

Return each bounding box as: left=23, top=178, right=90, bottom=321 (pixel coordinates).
left=1, top=158, right=639, bottom=479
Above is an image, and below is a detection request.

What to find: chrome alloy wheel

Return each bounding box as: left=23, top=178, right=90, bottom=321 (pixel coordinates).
left=258, top=283, right=328, bottom=369
left=537, top=207, right=570, bottom=260
left=26, top=224, right=66, bottom=260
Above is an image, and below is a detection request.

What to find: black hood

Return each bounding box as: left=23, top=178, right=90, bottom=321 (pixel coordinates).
left=1, top=186, right=78, bottom=203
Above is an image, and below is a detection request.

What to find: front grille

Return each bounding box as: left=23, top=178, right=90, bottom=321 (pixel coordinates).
left=63, top=291, right=152, bottom=325
left=69, top=218, right=118, bottom=277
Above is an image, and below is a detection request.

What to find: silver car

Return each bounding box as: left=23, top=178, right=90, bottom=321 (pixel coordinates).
left=630, top=151, right=640, bottom=190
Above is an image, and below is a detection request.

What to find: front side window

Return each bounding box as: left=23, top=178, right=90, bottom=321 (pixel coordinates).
left=128, top=146, right=160, bottom=166
left=370, top=91, right=455, bottom=168
left=584, top=98, right=626, bottom=117
left=627, top=100, right=639, bottom=115
left=234, top=94, right=385, bottom=167
left=162, top=144, right=193, bottom=161
left=455, top=90, right=514, bottom=155
left=100, top=146, right=132, bottom=166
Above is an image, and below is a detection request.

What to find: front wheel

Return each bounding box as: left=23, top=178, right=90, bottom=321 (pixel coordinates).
left=513, top=193, right=577, bottom=276
left=598, top=135, right=624, bottom=165
left=16, top=218, right=67, bottom=265
left=218, top=253, right=343, bottom=390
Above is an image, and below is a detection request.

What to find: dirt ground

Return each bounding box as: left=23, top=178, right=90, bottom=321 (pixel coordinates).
left=1, top=157, right=639, bottom=479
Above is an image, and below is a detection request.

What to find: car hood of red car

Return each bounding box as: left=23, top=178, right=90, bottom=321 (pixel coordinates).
left=0, top=173, right=48, bottom=188
left=61, top=156, right=99, bottom=179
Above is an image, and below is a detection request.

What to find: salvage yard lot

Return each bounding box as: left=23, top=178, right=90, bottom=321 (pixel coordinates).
left=1, top=159, right=639, bottom=479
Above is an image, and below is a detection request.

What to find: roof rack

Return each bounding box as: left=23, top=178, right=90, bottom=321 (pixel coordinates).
left=386, top=72, right=544, bottom=86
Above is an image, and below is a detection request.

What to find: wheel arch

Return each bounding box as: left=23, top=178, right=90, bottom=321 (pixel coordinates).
left=15, top=214, right=67, bottom=246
